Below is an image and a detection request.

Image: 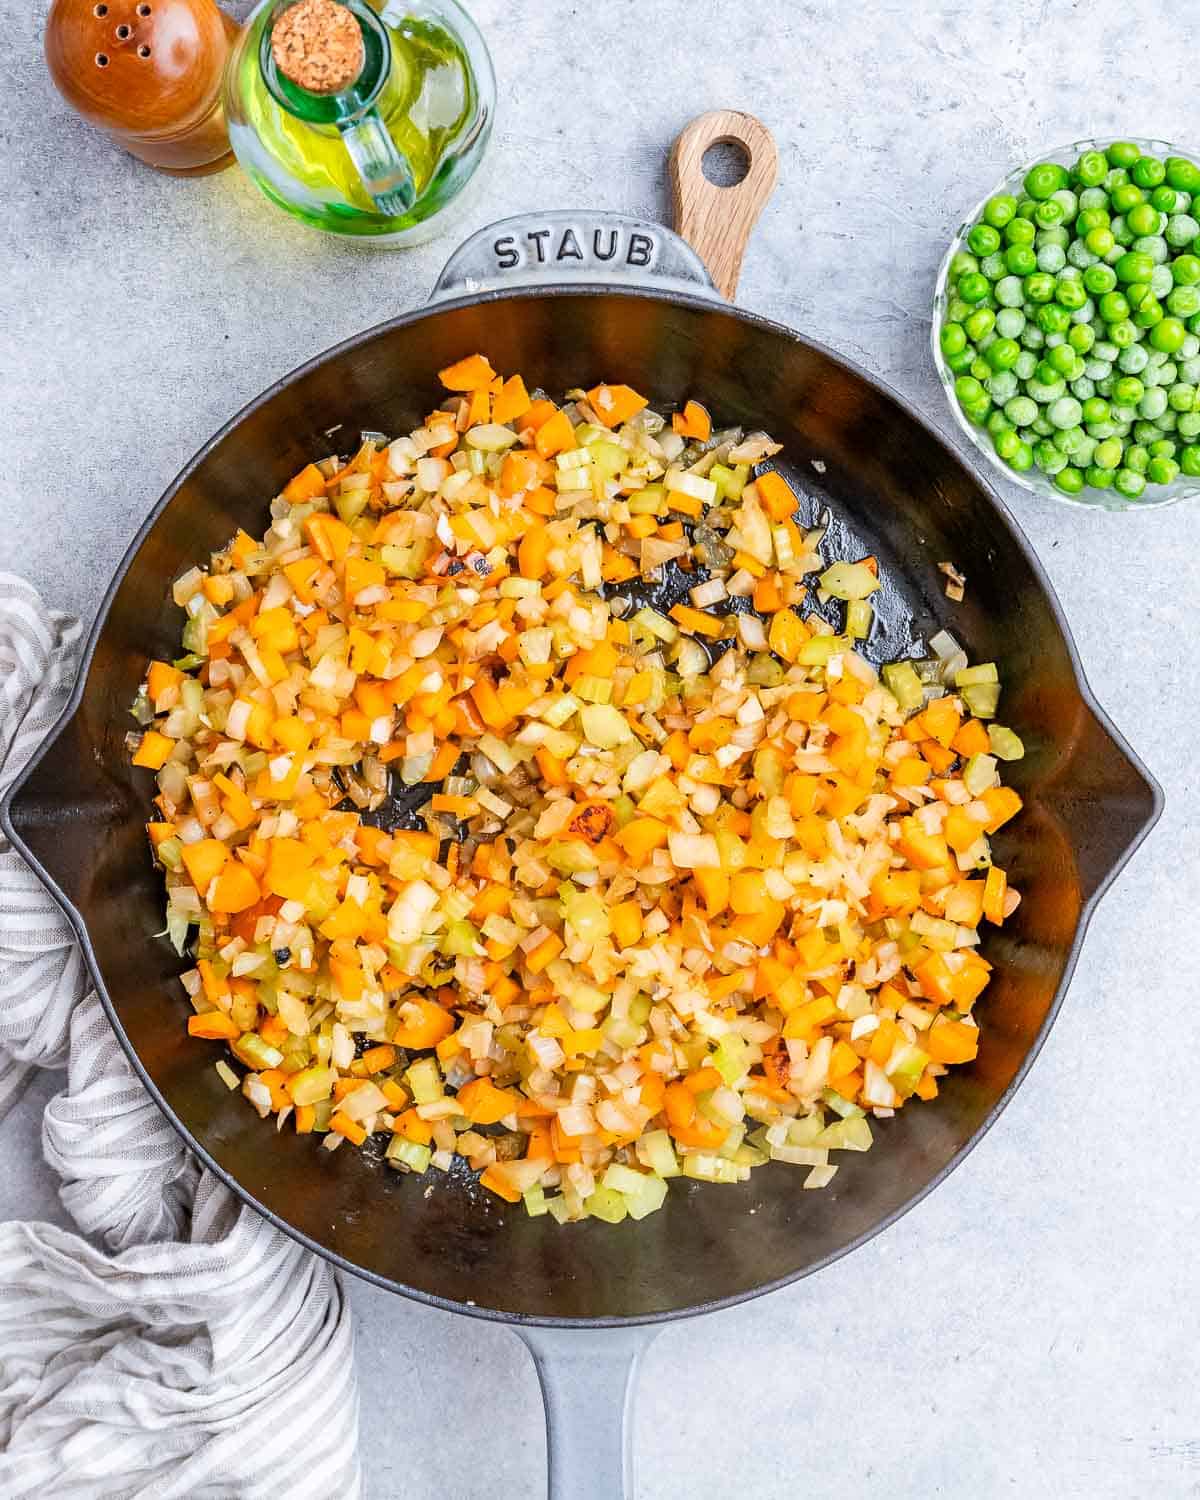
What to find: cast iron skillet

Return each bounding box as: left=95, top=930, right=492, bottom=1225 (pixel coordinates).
left=0, top=116, right=1163, bottom=1497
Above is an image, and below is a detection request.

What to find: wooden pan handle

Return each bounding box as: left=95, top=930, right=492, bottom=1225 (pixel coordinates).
left=669, top=111, right=779, bottom=300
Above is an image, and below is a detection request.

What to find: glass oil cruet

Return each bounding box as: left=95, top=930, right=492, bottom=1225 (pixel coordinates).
left=224, top=0, right=494, bottom=243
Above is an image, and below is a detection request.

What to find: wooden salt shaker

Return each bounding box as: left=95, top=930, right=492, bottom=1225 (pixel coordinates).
left=45, top=0, right=240, bottom=174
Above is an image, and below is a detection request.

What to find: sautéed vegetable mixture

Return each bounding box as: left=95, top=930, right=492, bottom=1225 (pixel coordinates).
left=129, top=356, right=1023, bottom=1225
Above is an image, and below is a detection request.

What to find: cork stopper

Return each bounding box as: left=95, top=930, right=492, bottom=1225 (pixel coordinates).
left=271, top=0, right=364, bottom=94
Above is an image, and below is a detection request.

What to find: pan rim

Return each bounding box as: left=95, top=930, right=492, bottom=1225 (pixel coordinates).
left=0, top=284, right=1165, bottom=1328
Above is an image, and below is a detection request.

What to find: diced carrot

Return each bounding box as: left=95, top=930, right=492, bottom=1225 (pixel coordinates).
left=208, top=862, right=261, bottom=915
left=457, top=1076, right=520, bottom=1125
left=493, top=374, right=532, bottom=424
left=982, top=786, right=1023, bottom=832
left=330, top=1111, right=368, bottom=1146
left=132, top=731, right=174, bottom=770
left=586, top=384, right=649, bottom=429
left=146, top=660, right=183, bottom=702
left=756, top=470, right=798, bottom=521
left=188, top=1012, right=240, bottom=1041
left=610, top=901, right=644, bottom=949
left=181, top=838, right=228, bottom=894
left=479, top=1163, right=522, bottom=1203
left=983, top=865, right=1008, bottom=924
left=282, top=463, right=327, bottom=503
left=392, top=996, right=456, bottom=1050
left=438, top=353, right=496, bottom=391
left=951, top=718, right=990, bottom=757
left=534, top=409, right=576, bottom=458
left=303, top=512, right=353, bottom=563
left=926, top=1019, right=980, bottom=1065
left=672, top=400, right=712, bottom=441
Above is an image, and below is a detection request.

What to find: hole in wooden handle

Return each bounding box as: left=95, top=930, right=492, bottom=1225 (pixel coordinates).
left=669, top=111, right=779, bottom=301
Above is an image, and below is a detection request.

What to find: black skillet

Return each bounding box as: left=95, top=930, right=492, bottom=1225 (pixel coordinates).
left=0, top=114, right=1163, bottom=1497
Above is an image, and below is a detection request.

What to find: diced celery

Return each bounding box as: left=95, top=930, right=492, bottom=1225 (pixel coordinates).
left=787, top=1113, right=826, bottom=1146
left=886, top=1042, right=930, bottom=1092
left=442, top=919, right=483, bottom=957
left=708, top=463, right=736, bottom=500
left=819, top=561, right=881, bottom=600
left=796, top=634, right=850, bottom=666
left=821, top=1088, right=864, bottom=1120
left=746, top=652, right=785, bottom=686
left=628, top=993, right=652, bottom=1025
left=523, top=1184, right=550, bottom=1217
left=156, top=837, right=183, bottom=871
left=574, top=675, right=613, bottom=705
left=287, top=1064, right=337, bottom=1106
left=587, top=440, right=627, bottom=483
left=962, top=682, right=1000, bottom=718
left=627, top=486, right=667, bottom=515
left=631, top=607, right=678, bottom=643
left=770, top=1143, right=829, bottom=1166
left=635, top=1128, right=680, bottom=1178
left=405, top=1057, right=443, bottom=1105
left=546, top=1195, right=573, bottom=1224
left=845, top=598, right=874, bottom=639
left=172, top=652, right=203, bottom=671
left=717, top=1121, right=747, bottom=1159
left=713, top=1034, right=751, bottom=1087
left=335, top=489, right=370, bottom=525
left=546, top=841, right=599, bottom=875
left=624, top=1174, right=669, bottom=1220
left=386, top=1136, right=432, bottom=1173
left=963, top=753, right=998, bottom=797
left=731, top=1143, right=770, bottom=1168
left=681, top=1152, right=741, bottom=1183
left=882, top=660, right=924, bottom=712
left=815, top=1116, right=873, bottom=1151
left=988, top=724, right=1025, bottom=760
left=233, top=1033, right=284, bottom=1071
left=580, top=704, right=633, bottom=748
left=165, top=908, right=191, bottom=955
left=956, top=662, right=999, bottom=686
left=584, top=1186, right=628, bottom=1223
left=603, top=1163, right=653, bottom=1196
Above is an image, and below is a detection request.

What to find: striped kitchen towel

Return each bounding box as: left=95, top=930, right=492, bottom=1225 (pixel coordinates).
left=0, top=574, right=362, bottom=1499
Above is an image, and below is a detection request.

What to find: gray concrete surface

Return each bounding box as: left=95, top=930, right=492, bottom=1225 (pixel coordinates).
left=3, top=1, right=1198, bottom=1495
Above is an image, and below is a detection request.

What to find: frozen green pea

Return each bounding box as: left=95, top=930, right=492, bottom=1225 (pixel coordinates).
left=1027, top=377, right=1066, bottom=403
left=1093, top=437, right=1124, bottom=469
left=1179, top=338, right=1200, bottom=361
left=1004, top=394, right=1038, bottom=427
left=951, top=250, right=980, bottom=279
left=1149, top=438, right=1177, bottom=458
left=1151, top=265, right=1175, bottom=299
left=1132, top=235, right=1169, bottom=263
left=995, top=307, right=1026, bottom=338
left=995, top=275, right=1025, bottom=308
left=1052, top=188, right=1078, bottom=219
left=1010, top=441, right=1035, bottom=471
left=1147, top=455, right=1180, bottom=484
left=1169, top=382, right=1195, bottom=411
left=1114, top=468, right=1146, bottom=498
left=1125, top=444, right=1150, bottom=473
left=1181, top=442, right=1200, bottom=473
left=965, top=307, right=995, bottom=341
left=988, top=370, right=1019, bottom=402
left=1067, top=239, right=1099, bottom=268
left=1034, top=439, right=1068, bottom=473
left=1085, top=359, right=1112, bottom=381
left=1030, top=414, right=1054, bottom=437
left=986, top=408, right=1012, bottom=436
left=1014, top=350, right=1038, bottom=380
left=1073, top=434, right=1097, bottom=467
left=1139, top=387, right=1168, bottom=419
left=1021, top=325, right=1046, bottom=349
left=946, top=296, right=973, bottom=322
left=1110, top=319, right=1139, bottom=348
left=1069, top=323, right=1096, bottom=353
left=981, top=252, right=1007, bottom=281
left=1111, top=215, right=1134, bottom=246
left=1078, top=185, right=1109, bottom=210
left=1070, top=376, right=1096, bottom=399
left=1036, top=224, right=1070, bottom=249
left=1071, top=299, right=1095, bottom=324
left=1086, top=420, right=1119, bottom=439
left=1037, top=244, right=1066, bottom=273
left=1179, top=412, right=1200, bottom=439
left=1054, top=465, right=1085, bottom=495
left=1133, top=420, right=1160, bottom=446
left=1086, top=464, right=1116, bottom=489
left=1110, top=404, right=1137, bottom=424
left=1117, top=344, right=1149, bottom=373
left=1053, top=424, right=1086, bottom=454
left=1167, top=214, right=1200, bottom=247
left=1159, top=410, right=1178, bottom=432
left=994, top=427, right=1022, bottom=461
left=1048, top=396, right=1083, bottom=428
left=1093, top=340, right=1119, bottom=360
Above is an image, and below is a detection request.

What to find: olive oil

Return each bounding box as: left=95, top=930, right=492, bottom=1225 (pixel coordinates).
left=225, top=0, right=494, bottom=242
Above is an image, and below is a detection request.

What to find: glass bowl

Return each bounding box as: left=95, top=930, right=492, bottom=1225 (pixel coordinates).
left=932, top=136, right=1200, bottom=512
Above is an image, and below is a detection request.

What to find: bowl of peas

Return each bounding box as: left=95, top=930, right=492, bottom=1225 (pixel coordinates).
left=933, top=137, right=1200, bottom=509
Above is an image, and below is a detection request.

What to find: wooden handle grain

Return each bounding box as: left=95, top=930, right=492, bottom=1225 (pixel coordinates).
left=669, top=111, right=778, bottom=300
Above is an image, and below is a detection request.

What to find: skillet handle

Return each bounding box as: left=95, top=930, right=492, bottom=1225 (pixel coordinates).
left=516, top=1325, right=658, bottom=1500
left=669, top=110, right=779, bottom=299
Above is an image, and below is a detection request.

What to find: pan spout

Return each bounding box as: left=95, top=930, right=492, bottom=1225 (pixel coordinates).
left=1038, top=697, right=1163, bottom=906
